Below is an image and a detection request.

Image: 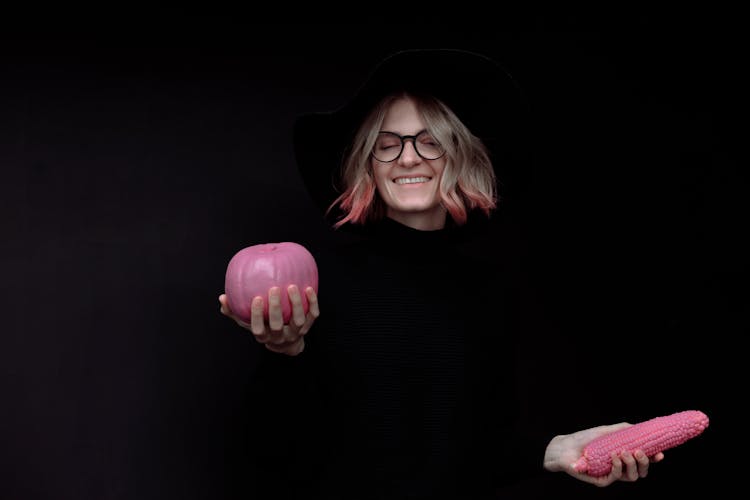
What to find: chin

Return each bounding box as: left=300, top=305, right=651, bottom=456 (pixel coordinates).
left=395, top=198, right=439, bottom=209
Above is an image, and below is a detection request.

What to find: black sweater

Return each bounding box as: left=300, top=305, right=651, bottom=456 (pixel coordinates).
left=245, top=216, right=553, bottom=500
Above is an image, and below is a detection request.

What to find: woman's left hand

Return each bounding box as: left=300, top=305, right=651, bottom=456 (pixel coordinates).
left=543, top=422, right=665, bottom=486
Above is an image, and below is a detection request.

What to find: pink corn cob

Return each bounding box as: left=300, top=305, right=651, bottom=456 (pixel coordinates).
left=573, top=410, right=709, bottom=477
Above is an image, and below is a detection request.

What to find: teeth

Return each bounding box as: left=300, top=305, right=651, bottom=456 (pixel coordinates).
left=395, top=177, right=430, bottom=184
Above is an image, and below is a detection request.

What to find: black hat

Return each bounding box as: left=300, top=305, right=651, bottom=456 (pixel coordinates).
left=293, top=48, right=531, bottom=219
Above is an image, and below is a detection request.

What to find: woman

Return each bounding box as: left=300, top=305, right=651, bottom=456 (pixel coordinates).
left=219, top=49, right=663, bottom=499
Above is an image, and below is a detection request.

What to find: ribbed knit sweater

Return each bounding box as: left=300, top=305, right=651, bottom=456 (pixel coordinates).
left=245, top=216, right=550, bottom=500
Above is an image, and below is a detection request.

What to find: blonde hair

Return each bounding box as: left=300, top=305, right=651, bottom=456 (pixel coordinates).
left=328, top=92, right=497, bottom=228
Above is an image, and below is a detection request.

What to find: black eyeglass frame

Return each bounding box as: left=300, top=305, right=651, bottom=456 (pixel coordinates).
left=371, top=131, right=447, bottom=163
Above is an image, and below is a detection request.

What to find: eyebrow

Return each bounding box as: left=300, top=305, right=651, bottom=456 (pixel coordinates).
left=378, top=129, right=429, bottom=136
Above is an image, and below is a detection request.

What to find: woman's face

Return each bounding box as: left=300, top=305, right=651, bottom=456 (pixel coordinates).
left=372, top=97, right=448, bottom=230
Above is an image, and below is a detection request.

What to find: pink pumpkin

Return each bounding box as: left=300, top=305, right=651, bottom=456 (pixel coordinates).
left=224, top=242, right=318, bottom=324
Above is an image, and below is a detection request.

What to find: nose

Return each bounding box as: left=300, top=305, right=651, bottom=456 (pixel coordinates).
left=397, top=139, right=421, bottom=166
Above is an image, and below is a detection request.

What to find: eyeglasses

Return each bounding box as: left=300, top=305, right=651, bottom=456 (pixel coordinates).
left=371, top=131, right=446, bottom=163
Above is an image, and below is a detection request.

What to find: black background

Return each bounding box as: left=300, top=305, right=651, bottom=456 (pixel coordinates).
left=1, top=15, right=744, bottom=499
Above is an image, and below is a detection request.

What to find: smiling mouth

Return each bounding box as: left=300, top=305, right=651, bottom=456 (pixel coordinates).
left=394, top=176, right=431, bottom=185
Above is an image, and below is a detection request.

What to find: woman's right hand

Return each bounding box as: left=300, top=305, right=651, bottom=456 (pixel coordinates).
left=218, top=284, right=319, bottom=356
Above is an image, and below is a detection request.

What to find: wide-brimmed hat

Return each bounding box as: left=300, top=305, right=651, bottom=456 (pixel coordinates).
left=293, top=48, right=531, bottom=220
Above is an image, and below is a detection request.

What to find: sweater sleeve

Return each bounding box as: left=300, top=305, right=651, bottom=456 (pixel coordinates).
left=467, top=215, right=573, bottom=489
left=501, top=242, right=587, bottom=487
left=244, top=343, right=322, bottom=499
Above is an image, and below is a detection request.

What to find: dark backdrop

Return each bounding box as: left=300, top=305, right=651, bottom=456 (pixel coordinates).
left=1, top=16, right=744, bottom=500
